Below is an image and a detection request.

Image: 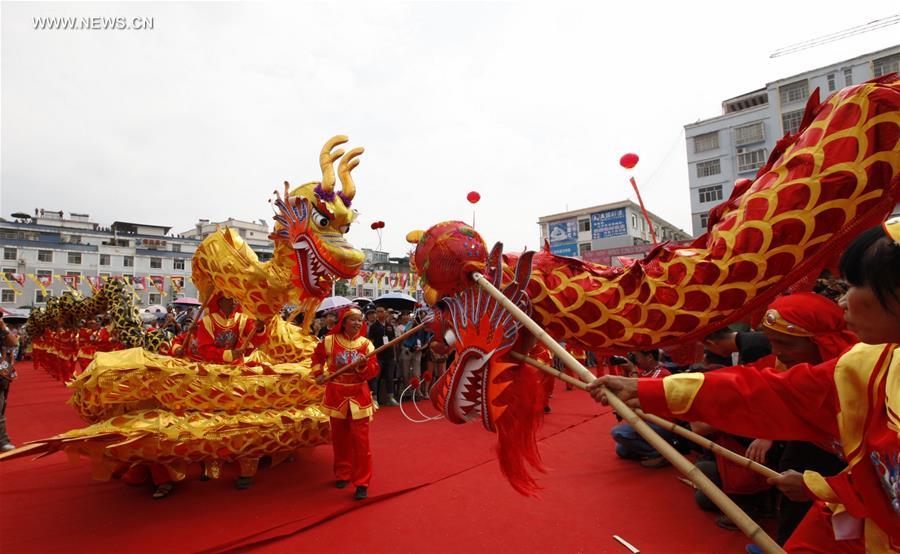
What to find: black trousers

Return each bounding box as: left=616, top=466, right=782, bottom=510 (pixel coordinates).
left=776, top=441, right=846, bottom=545
left=369, top=357, right=397, bottom=403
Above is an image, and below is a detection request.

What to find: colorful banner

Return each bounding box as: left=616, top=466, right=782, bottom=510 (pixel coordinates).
left=133, top=276, right=146, bottom=291
left=59, top=274, right=80, bottom=292
left=170, top=276, right=184, bottom=293
left=87, top=276, right=103, bottom=294
left=150, top=275, right=166, bottom=296
left=1, top=273, right=21, bottom=296
left=27, top=274, right=52, bottom=295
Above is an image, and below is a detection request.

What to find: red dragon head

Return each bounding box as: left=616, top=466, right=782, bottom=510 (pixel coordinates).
left=270, top=136, right=365, bottom=299
left=409, top=223, right=546, bottom=494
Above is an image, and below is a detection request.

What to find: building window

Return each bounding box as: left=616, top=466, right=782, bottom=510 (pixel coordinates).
left=693, top=131, right=719, bottom=153
left=873, top=54, right=900, bottom=77
left=35, top=290, right=51, bottom=303
left=69, top=235, right=82, bottom=245
left=631, top=213, right=640, bottom=230
left=3, top=248, right=16, bottom=261
left=150, top=257, right=162, bottom=269
left=843, top=68, right=853, bottom=86
left=37, top=269, right=52, bottom=278
left=148, top=292, right=162, bottom=305
left=99, top=254, right=110, bottom=266
left=781, top=110, right=804, bottom=135
left=578, top=219, right=590, bottom=233
left=1, top=289, right=14, bottom=303
left=67, top=252, right=82, bottom=264
left=172, top=244, right=181, bottom=253
left=698, top=185, right=724, bottom=204
left=38, top=250, right=53, bottom=262
left=696, top=159, right=721, bottom=178
left=699, top=213, right=709, bottom=229
left=826, top=73, right=836, bottom=92
left=124, top=256, right=134, bottom=268
left=2, top=267, right=13, bottom=277
left=737, top=148, right=768, bottom=173
left=578, top=243, right=592, bottom=255
left=734, top=121, right=765, bottom=146
left=65, top=271, right=81, bottom=287
left=99, top=272, right=110, bottom=279
left=779, top=80, right=809, bottom=105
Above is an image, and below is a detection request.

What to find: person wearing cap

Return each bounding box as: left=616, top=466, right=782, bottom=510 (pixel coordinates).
left=313, top=308, right=381, bottom=500
left=589, top=220, right=900, bottom=553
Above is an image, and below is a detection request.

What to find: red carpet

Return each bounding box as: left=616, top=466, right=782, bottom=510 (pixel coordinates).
left=1, top=362, right=750, bottom=553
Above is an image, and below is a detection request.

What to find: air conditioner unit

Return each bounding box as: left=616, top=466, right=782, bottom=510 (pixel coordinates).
left=736, top=147, right=746, bottom=154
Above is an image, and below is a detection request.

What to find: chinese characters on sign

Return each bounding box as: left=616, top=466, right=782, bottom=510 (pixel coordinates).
left=591, top=208, right=627, bottom=239
left=549, top=243, right=578, bottom=257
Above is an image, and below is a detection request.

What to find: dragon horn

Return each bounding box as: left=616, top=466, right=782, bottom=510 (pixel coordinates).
left=319, top=135, right=348, bottom=193
left=338, top=147, right=364, bottom=202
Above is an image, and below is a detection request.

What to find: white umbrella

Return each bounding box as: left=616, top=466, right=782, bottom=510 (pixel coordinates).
left=144, top=304, right=167, bottom=314
left=316, top=296, right=352, bottom=315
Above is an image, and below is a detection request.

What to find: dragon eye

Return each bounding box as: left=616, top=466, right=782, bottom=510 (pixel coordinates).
left=312, top=207, right=330, bottom=228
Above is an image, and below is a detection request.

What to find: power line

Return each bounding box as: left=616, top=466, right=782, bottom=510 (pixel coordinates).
left=770, top=14, right=900, bottom=58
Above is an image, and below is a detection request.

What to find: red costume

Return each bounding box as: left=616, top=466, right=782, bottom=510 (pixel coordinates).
left=77, top=328, right=95, bottom=371
left=191, top=297, right=263, bottom=364
left=638, top=342, right=899, bottom=552
left=311, top=309, right=380, bottom=489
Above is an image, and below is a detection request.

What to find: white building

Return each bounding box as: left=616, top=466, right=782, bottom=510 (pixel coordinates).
left=180, top=218, right=274, bottom=261
left=685, top=45, right=900, bottom=236
left=537, top=200, right=690, bottom=258
left=1, top=210, right=199, bottom=308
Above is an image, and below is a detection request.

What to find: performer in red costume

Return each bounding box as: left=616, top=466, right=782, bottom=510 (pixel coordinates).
left=191, top=294, right=265, bottom=364
left=588, top=219, right=900, bottom=553
left=76, top=319, right=99, bottom=372
left=312, top=307, right=380, bottom=500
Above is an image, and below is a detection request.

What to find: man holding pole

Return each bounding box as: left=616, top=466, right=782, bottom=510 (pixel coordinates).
left=313, top=307, right=380, bottom=500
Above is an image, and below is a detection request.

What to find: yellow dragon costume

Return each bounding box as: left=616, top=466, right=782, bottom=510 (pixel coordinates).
left=4, top=136, right=366, bottom=483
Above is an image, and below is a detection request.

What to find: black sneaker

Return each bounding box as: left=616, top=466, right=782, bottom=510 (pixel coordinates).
left=354, top=486, right=368, bottom=500
left=335, top=479, right=349, bottom=489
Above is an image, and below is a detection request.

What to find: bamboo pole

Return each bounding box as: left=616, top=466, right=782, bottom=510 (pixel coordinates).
left=472, top=273, right=783, bottom=554
left=321, top=320, right=430, bottom=383
left=508, top=351, right=780, bottom=480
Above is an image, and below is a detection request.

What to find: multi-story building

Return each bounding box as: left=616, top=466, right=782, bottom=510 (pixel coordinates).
left=537, top=200, right=691, bottom=259
left=685, top=45, right=900, bottom=236
left=180, top=218, right=274, bottom=261
left=348, top=248, right=419, bottom=300
left=0, top=210, right=200, bottom=308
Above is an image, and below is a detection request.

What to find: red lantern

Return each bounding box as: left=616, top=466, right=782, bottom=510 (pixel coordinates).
left=370, top=221, right=385, bottom=230
left=619, top=153, right=639, bottom=169
left=466, top=191, right=481, bottom=204
left=410, top=377, right=421, bottom=388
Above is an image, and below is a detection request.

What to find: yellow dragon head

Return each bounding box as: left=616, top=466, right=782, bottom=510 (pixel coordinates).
left=271, top=136, right=365, bottom=298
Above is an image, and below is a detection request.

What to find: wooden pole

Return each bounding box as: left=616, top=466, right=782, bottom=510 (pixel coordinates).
left=509, top=351, right=780, bottom=480
left=321, top=320, right=430, bottom=383
left=473, top=273, right=783, bottom=554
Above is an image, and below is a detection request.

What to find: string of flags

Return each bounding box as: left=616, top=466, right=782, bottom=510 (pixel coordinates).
left=1, top=273, right=188, bottom=298
left=1, top=271, right=421, bottom=298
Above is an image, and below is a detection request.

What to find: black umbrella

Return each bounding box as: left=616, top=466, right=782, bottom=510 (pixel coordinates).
left=372, top=292, right=417, bottom=311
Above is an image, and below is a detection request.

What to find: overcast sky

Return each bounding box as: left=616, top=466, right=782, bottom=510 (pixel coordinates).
left=2, top=1, right=898, bottom=257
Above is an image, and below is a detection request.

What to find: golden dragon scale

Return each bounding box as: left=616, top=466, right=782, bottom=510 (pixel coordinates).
left=7, top=136, right=367, bottom=482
